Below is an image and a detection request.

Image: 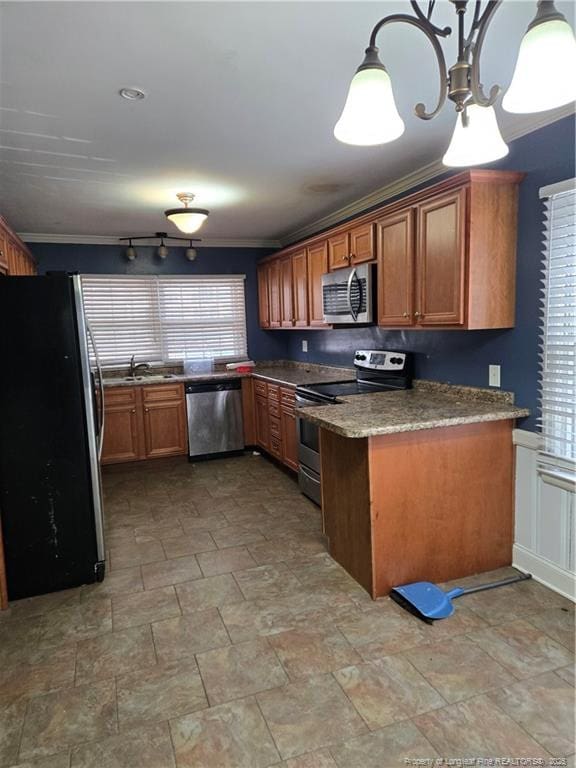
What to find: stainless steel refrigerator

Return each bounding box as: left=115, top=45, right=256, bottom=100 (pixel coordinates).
left=0, top=273, right=106, bottom=600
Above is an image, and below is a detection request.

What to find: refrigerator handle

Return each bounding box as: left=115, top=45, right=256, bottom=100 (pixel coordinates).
left=86, top=324, right=105, bottom=459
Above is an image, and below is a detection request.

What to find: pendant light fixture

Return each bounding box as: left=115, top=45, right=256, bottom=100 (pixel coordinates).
left=503, top=2, right=576, bottom=113
left=165, top=193, right=209, bottom=234
left=119, top=232, right=201, bottom=262
left=335, top=0, right=576, bottom=168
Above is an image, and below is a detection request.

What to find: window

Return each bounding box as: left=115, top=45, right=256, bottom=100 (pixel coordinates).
left=539, top=179, right=576, bottom=461
left=81, top=274, right=247, bottom=366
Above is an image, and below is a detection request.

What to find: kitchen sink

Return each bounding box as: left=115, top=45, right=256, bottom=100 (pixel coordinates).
left=120, top=374, right=176, bottom=382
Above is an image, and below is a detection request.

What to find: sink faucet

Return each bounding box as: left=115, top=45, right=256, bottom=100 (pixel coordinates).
left=129, top=355, right=151, bottom=377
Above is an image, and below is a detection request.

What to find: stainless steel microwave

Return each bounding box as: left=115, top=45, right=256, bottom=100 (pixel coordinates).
left=321, top=263, right=374, bottom=324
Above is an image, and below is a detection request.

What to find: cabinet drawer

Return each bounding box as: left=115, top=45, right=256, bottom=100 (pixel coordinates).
left=254, top=379, right=268, bottom=397
left=142, top=383, right=184, bottom=403
left=269, top=415, right=281, bottom=438
left=267, top=383, right=280, bottom=401
left=280, top=387, right=296, bottom=407
left=104, top=386, right=137, bottom=406
left=270, top=434, right=282, bottom=458
left=268, top=400, right=281, bottom=418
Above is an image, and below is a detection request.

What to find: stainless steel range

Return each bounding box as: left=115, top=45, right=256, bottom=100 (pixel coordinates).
left=295, top=350, right=413, bottom=505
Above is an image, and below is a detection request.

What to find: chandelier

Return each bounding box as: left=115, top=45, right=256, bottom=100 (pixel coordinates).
left=334, top=0, right=576, bottom=167
left=164, top=193, right=209, bottom=234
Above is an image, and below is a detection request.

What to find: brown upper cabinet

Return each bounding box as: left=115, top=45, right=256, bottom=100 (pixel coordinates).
left=292, top=249, right=308, bottom=327
left=268, top=259, right=281, bottom=328
left=257, top=170, right=523, bottom=332
left=0, top=216, right=37, bottom=276
left=280, top=255, right=294, bottom=328
left=328, top=222, right=375, bottom=271
left=306, top=241, right=329, bottom=327
left=257, top=264, right=270, bottom=328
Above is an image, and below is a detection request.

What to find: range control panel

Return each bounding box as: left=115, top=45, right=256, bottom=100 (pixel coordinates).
left=354, top=350, right=407, bottom=371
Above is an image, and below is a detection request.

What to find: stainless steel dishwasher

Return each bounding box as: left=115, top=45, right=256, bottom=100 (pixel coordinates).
left=185, top=379, right=244, bottom=459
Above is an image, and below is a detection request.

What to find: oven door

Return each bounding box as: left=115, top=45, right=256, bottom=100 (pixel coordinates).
left=297, top=415, right=321, bottom=474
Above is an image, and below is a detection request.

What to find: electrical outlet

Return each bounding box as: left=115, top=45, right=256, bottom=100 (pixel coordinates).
left=489, top=364, right=501, bottom=388
left=302, top=340, right=308, bottom=352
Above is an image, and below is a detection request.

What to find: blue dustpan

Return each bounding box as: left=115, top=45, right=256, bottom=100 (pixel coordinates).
left=390, top=572, right=532, bottom=622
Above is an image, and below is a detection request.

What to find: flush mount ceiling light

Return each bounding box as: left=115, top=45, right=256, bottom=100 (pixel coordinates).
left=335, top=0, right=576, bottom=167
left=119, top=87, right=147, bottom=101
left=164, top=193, right=209, bottom=234
left=119, top=232, right=201, bottom=262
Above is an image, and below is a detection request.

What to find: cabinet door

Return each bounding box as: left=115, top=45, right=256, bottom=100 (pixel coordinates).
left=268, top=259, right=281, bottom=328
left=328, top=232, right=350, bottom=271
left=377, top=209, right=415, bottom=327
left=350, top=222, right=375, bottom=265
left=292, top=249, right=308, bottom=327
left=280, top=255, right=294, bottom=328
left=416, top=188, right=466, bottom=326
left=307, top=241, right=328, bottom=327
left=255, top=394, right=270, bottom=450
left=143, top=400, right=187, bottom=458
left=101, top=388, right=142, bottom=464
left=257, top=264, right=270, bottom=328
left=281, top=406, right=298, bottom=471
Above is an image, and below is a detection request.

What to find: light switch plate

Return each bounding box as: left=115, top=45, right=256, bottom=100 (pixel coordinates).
left=489, top=364, right=501, bottom=387
left=302, top=340, right=308, bottom=352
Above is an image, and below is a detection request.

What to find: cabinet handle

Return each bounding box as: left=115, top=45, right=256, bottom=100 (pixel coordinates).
left=341, top=255, right=347, bottom=261
left=414, top=311, right=422, bottom=318
left=145, top=407, right=149, bottom=412
left=131, top=409, right=136, bottom=414
left=402, top=312, right=409, bottom=318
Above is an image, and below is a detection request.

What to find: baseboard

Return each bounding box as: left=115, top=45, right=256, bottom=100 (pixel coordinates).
left=513, top=544, right=576, bottom=602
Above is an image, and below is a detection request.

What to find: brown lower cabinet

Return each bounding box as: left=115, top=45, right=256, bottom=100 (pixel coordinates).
left=101, top=384, right=187, bottom=464
left=252, top=379, right=298, bottom=472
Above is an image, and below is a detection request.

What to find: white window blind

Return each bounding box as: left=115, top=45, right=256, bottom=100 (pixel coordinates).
left=539, top=179, right=576, bottom=461
left=81, top=274, right=247, bottom=366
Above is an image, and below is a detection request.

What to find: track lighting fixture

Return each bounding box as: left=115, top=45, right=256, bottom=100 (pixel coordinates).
left=119, top=232, right=201, bottom=262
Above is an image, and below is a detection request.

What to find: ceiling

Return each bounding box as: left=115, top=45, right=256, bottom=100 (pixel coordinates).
left=0, top=1, right=574, bottom=246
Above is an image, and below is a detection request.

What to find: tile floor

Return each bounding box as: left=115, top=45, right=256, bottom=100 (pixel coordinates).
left=0, top=454, right=574, bottom=768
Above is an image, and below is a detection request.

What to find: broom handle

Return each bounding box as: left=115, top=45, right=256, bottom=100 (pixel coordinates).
left=458, top=572, right=532, bottom=597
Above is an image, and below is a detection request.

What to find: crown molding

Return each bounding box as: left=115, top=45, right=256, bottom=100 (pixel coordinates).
left=18, top=233, right=281, bottom=249
left=280, top=107, right=575, bottom=246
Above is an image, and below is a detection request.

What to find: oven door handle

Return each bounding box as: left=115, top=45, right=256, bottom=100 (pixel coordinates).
left=299, top=464, right=320, bottom=483
left=347, top=268, right=358, bottom=322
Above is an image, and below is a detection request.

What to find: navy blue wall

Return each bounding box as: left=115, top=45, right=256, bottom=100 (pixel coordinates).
left=280, top=116, right=575, bottom=431
left=31, top=243, right=287, bottom=362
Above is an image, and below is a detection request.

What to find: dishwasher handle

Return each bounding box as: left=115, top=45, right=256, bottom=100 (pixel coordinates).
left=185, top=379, right=241, bottom=395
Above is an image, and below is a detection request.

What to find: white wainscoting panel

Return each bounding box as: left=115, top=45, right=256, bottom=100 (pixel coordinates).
left=513, top=429, right=575, bottom=601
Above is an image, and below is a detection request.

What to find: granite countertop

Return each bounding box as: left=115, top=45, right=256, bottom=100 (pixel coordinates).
left=296, top=380, right=529, bottom=438
left=102, top=361, right=355, bottom=389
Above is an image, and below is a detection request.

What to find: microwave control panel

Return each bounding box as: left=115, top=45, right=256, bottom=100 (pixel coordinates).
left=354, top=350, right=406, bottom=371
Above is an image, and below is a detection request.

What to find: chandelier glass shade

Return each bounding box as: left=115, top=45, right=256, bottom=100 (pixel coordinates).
left=443, top=104, right=509, bottom=167
left=503, top=18, right=576, bottom=113
left=334, top=65, right=405, bottom=146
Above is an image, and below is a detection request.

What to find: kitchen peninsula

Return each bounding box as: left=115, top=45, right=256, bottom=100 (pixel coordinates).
left=298, top=381, right=529, bottom=597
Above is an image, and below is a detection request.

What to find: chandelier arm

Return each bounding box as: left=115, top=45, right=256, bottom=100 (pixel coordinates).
left=407, top=1, right=451, bottom=38
left=463, top=0, right=482, bottom=53
left=468, top=0, right=502, bottom=106
left=368, top=13, right=451, bottom=121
